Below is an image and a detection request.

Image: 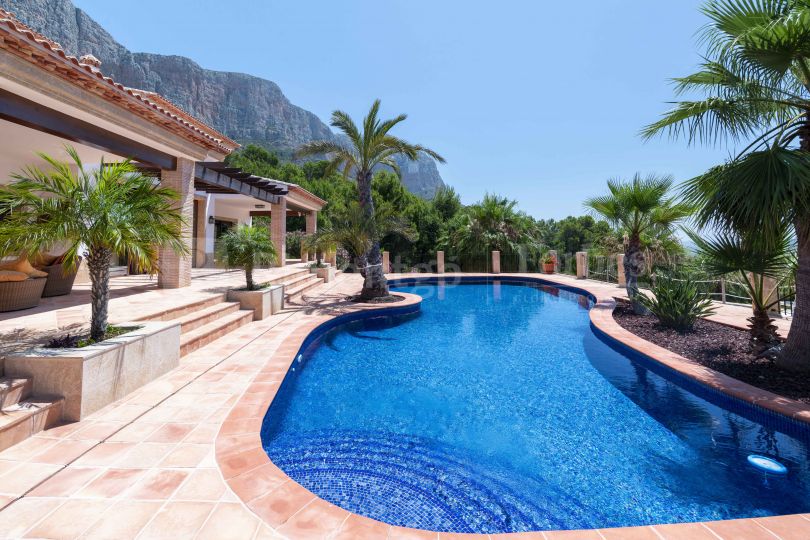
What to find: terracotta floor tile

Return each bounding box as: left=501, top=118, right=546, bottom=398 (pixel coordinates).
left=252, top=523, right=287, bottom=539
left=0, top=436, right=60, bottom=462
left=652, top=522, right=720, bottom=540
left=66, top=421, right=125, bottom=441
left=332, top=513, right=389, bottom=540
left=544, top=531, right=605, bottom=540
left=146, top=423, right=195, bottom=443
left=0, top=497, right=64, bottom=538
left=28, top=438, right=97, bottom=465
left=0, top=459, right=21, bottom=476
left=77, top=468, right=147, bottom=498
left=704, top=518, right=778, bottom=539
left=126, top=469, right=189, bottom=500
left=599, top=526, right=659, bottom=539
left=389, top=526, right=439, bottom=540
left=28, top=466, right=102, bottom=497
left=106, top=422, right=162, bottom=443
left=117, top=442, right=176, bottom=468
left=25, top=498, right=112, bottom=539
left=136, top=501, right=215, bottom=539
left=753, top=515, right=810, bottom=540
left=72, top=442, right=135, bottom=466
left=81, top=500, right=163, bottom=539
left=157, top=444, right=210, bottom=468
left=181, top=423, right=218, bottom=444
left=247, top=480, right=316, bottom=528
left=172, top=468, right=226, bottom=501
left=195, top=502, right=260, bottom=540
left=0, top=462, right=62, bottom=496
left=277, top=499, right=350, bottom=539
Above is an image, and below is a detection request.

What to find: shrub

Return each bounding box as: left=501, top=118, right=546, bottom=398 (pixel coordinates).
left=637, top=273, right=715, bottom=332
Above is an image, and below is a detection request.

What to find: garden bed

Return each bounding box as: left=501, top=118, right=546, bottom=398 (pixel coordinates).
left=613, top=304, right=810, bottom=403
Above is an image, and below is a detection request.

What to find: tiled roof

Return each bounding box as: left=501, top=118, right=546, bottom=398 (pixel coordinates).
left=0, top=7, right=239, bottom=155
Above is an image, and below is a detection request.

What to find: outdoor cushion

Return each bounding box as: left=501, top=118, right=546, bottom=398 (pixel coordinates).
left=31, top=252, right=59, bottom=268
left=0, top=270, right=29, bottom=282
left=0, top=257, right=49, bottom=278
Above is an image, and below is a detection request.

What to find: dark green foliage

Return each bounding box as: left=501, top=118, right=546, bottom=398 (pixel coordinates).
left=637, top=273, right=716, bottom=333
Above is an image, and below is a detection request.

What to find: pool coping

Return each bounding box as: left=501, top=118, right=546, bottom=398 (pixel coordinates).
left=216, top=273, right=810, bottom=539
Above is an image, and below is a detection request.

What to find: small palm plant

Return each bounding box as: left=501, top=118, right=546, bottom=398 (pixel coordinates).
left=637, top=272, right=716, bottom=333
left=689, top=228, right=795, bottom=352
left=216, top=225, right=278, bottom=291
left=0, top=147, right=186, bottom=342
left=301, top=232, right=336, bottom=268
left=297, top=100, right=444, bottom=300
left=585, top=174, right=692, bottom=310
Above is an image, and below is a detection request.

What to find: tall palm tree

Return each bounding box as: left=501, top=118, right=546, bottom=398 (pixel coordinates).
left=642, top=0, right=810, bottom=370
left=585, top=174, right=692, bottom=308
left=689, top=226, right=795, bottom=352
left=296, top=100, right=444, bottom=300
left=217, top=225, right=278, bottom=291
left=0, top=147, right=186, bottom=341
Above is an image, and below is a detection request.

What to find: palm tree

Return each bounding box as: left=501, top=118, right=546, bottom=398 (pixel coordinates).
left=689, top=227, right=795, bottom=353
left=0, top=147, right=186, bottom=341
left=642, top=0, right=810, bottom=370
left=585, top=174, right=692, bottom=308
left=313, top=202, right=416, bottom=272
left=301, top=231, right=336, bottom=268
left=296, top=100, right=444, bottom=300
left=440, top=194, right=541, bottom=270
left=217, top=225, right=278, bottom=291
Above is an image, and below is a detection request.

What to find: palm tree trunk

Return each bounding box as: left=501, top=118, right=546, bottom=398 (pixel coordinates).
left=356, top=169, right=389, bottom=300
left=86, top=246, right=112, bottom=342
left=245, top=265, right=254, bottom=291
left=749, top=307, right=778, bottom=354
left=778, top=215, right=810, bottom=370
left=624, top=235, right=645, bottom=313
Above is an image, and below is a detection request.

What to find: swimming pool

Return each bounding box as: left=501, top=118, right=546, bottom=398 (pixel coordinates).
left=260, top=279, right=810, bottom=533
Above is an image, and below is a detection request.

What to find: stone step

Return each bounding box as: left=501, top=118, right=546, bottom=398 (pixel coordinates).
left=266, top=268, right=310, bottom=287
left=0, top=397, right=64, bottom=452
left=179, top=309, right=254, bottom=357
left=280, top=271, right=319, bottom=289
left=138, top=294, right=227, bottom=323
left=285, top=275, right=324, bottom=300
left=0, top=378, right=32, bottom=409
left=174, top=302, right=241, bottom=334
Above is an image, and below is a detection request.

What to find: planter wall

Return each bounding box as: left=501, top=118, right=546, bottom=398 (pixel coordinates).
left=4, top=321, right=180, bottom=421
left=316, top=266, right=336, bottom=283
left=227, top=284, right=284, bottom=320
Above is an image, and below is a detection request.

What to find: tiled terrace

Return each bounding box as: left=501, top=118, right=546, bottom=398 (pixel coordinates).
left=0, top=264, right=310, bottom=355
left=0, top=271, right=803, bottom=539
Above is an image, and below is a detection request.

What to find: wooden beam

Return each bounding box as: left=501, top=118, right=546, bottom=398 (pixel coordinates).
left=194, top=163, right=281, bottom=204
left=0, top=88, right=177, bottom=170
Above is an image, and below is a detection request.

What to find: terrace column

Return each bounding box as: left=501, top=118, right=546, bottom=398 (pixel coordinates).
left=271, top=198, right=287, bottom=267
left=576, top=252, right=589, bottom=280
left=492, top=251, right=501, bottom=274
left=437, top=251, right=445, bottom=274
left=382, top=251, right=390, bottom=274
left=303, top=211, right=317, bottom=263
left=616, top=253, right=626, bottom=287
left=158, top=157, right=194, bottom=288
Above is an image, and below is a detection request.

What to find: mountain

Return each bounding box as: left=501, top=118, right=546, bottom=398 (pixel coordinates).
left=0, top=0, right=446, bottom=198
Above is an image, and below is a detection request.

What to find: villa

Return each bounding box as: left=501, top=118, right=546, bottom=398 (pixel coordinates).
left=1, top=3, right=810, bottom=540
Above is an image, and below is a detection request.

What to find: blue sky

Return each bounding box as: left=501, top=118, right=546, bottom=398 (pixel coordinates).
left=73, top=0, right=735, bottom=219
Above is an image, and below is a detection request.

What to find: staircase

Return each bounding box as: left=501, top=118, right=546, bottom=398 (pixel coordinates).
left=0, top=377, right=63, bottom=452
left=141, top=267, right=332, bottom=357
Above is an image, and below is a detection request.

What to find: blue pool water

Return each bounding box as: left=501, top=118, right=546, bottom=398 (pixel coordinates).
left=261, top=279, right=810, bottom=533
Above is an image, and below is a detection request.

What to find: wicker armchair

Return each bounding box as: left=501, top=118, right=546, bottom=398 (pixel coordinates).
left=0, top=277, right=47, bottom=312
left=41, top=262, right=79, bottom=297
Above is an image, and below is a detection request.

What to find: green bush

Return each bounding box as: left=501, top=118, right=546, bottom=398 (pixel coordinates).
left=637, top=273, right=715, bottom=332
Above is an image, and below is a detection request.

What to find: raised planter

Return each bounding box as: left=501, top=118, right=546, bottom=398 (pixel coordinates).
left=227, top=284, right=284, bottom=320
left=316, top=266, right=336, bottom=283
left=542, top=262, right=555, bottom=274
left=4, top=321, right=180, bottom=421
